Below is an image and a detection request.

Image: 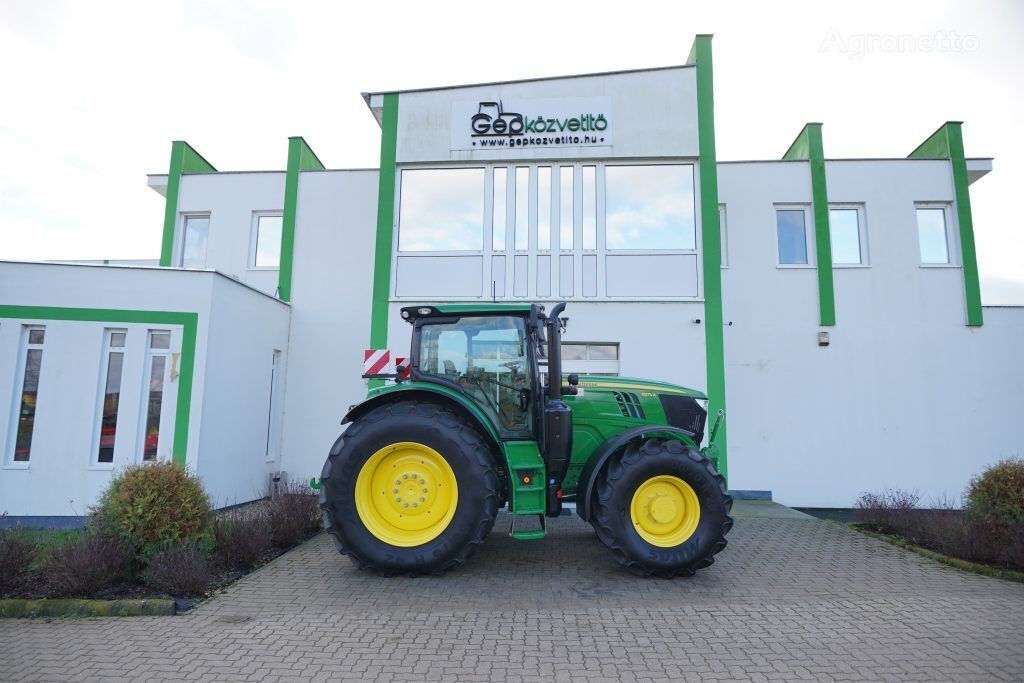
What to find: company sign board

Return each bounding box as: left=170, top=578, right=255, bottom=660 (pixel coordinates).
left=450, top=97, right=613, bottom=151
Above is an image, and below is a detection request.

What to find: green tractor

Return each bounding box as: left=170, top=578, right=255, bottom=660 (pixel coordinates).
left=319, top=303, right=732, bottom=577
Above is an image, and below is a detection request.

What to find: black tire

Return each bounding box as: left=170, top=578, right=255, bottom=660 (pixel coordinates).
left=592, top=438, right=733, bottom=578
left=319, top=400, right=500, bottom=576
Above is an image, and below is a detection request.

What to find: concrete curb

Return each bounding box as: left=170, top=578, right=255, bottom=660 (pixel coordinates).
left=852, top=525, right=1024, bottom=584
left=0, top=598, right=176, bottom=618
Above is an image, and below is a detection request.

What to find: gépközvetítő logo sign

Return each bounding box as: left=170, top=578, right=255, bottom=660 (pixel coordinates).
left=451, top=97, right=613, bottom=151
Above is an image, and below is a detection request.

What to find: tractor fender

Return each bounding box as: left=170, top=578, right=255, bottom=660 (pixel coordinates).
left=342, top=386, right=503, bottom=454
left=575, top=426, right=697, bottom=523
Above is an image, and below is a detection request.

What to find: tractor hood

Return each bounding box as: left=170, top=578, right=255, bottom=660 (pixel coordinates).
left=572, top=375, right=708, bottom=400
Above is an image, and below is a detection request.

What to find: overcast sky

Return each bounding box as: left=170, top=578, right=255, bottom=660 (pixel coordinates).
left=2, top=0, right=1022, bottom=303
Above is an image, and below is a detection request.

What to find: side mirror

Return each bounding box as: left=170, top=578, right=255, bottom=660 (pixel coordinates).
left=567, top=373, right=579, bottom=386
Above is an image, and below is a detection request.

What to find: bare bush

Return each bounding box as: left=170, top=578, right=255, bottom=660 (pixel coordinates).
left=142, top=543, right=212, bottom=597
left=211, top=510, right=272, bottom=570
left=43, top=531, right=132, bottom=597
left=267, top=482, right=322, bottom=548
left=0, top=526, right=38, bottom=594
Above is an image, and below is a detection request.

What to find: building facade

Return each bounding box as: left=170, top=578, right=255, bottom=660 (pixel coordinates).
left=2, top=35, right=1021, bottom=520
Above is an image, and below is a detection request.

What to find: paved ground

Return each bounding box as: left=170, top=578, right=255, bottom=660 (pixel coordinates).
left=3, top=502, right=1024, bottom=681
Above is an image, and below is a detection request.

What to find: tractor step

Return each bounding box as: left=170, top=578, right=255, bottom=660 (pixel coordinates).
left=509, top=513, right=546, bottom=540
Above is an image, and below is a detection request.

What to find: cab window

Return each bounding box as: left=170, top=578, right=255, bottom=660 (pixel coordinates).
left=418, top=315, right=532, bottom=437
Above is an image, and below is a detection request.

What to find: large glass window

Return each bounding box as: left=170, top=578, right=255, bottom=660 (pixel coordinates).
left=418, top=316, right=532, bottom=437
left=605, top=165, right=696, bottom=250
left=10, top=327, right=44, bottom=463
left=492, top=168, right=507, bottom=251
left=776, top=208, right=809, bottom=265
left=559, top=166, right=574, bottom=250
left=141, top=331, right=170, bottom=461
left=398, top=168, right=484, bottom=251
left=181, top=215, right=209, bottom=268
left=537, top=167, right=552, bottom=250
left=582, top=166, right=597, bottom=250
left=916, top=206, right=951, bottom=264
left=829, top=207, right=865, bottom=265
left=514, top=167, right=529, bottom=251
left=253, top=214, right=283, bottom=268
left=95, top=330, right=126, bottom=465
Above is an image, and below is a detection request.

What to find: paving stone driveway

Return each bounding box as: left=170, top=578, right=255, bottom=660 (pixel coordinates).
left=3, top=502, right=1024, bottom=682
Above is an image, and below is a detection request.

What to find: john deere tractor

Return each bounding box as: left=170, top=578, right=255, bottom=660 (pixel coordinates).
left=320, top=303, right=732, bottom=577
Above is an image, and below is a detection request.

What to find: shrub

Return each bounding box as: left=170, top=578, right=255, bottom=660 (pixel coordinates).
left=43, top=531, right=132, bottom=597
left=142, top=543, right=212, bottom=597
left=92, top=462, right=212, bottom=559
left=211, top=511, right=272, bottom=570
left=267, top=482, right=322, bottom=548
left=0, top=526, right=38, bottom=594
left=966, top=457, right=1024, bottom=525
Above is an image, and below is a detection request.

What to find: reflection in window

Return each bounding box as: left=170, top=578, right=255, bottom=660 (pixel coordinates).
left=142, top=331, right=170, bottom=462
left=12, top=327, right=44, bottom=463
left=492, top=168, right=507, bottom=251
left=254, top=215, right=283, bottom=268
left=605, top=165, right=696, bottom=250
left=917, top=207, right=950, bottom=264
left=560, top=166, right=574, bottom=250
left=181, top=215, right=209, bottom=268
left=582, top=166, right=596, bottom=249
left=515, top=167, right=529, bottom=251
left=418, top=316, right=532, bottom=437
left=776, top=209, right=809, bottom=265
left=538, top=167, right=551, bottom=250
left=399, top=168, right=484, bottom=251
left=96, top=330, right=126, bottom=464
left=829, top=208, right=863, bottom=265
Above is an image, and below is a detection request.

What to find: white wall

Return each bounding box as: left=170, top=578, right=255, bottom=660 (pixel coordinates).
left=196, top=275, right=290, bottom=507
left=175, top=171, right=286, bottom=296
left=719, top=159, right=1024, bottom=507
left=0, top=261, right=291, bottom=516
left=278, top=170, right=379, bottom=483
left=0, top=263, right=214, bottom=516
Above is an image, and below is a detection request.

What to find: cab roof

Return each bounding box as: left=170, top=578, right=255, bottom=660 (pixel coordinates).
left=400, top=303, right=536, bottom=322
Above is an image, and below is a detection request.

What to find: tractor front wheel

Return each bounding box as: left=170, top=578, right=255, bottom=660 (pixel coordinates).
left=319, top=400, right=500, bottom=576
left=592, top=439, right=732, bottom=577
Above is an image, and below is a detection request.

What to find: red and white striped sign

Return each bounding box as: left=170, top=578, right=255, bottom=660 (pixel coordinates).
left=363, top=349, right=390, bottom=376
left=395, top=357, right=410, bottom=378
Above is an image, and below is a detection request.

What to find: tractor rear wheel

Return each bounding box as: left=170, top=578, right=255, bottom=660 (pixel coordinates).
left=319, top=400, right=500, bottom=576
left=592, top=438, right=732, bottom=578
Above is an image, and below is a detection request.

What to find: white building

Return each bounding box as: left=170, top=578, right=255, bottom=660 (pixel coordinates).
left=2, top=35, right=1021, bottom=522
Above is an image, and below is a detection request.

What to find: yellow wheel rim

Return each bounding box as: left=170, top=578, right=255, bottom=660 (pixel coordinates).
left=354, top=442, right=458, bottom=547
left=629, top=475, right=701, bottom=547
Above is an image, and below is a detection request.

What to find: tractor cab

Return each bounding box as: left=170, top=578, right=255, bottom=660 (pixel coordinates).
left=400, top=303, right=575, bottom=518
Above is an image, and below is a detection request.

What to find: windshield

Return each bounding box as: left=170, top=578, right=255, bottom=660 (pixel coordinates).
left=418, top=315, right=532, bottom=437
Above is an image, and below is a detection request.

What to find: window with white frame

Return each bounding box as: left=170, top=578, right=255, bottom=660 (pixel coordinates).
left=140, top=331, right=171, bottom=462
left=775, top=206, right=811, bottom=266
left=605, top=165, right=696, bottom=250
left=916, top=204, right=954, bottom=265
left=540, top=342, right=620, bottom=378
left=252, top=213, right=283, bottom=268
left=94, top=329, right=126, bottom=465
left=394, top=162, right=699, bottom=300
left=828, top=205, right=867, bottom=265
left=180, top=214, right=210, bottom=268
left=8, top=326, right=45, bottom=464
left=398, top=168, right=485, bottom=251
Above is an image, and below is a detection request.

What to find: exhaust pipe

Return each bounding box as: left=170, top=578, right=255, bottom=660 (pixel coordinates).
left=543, top=302, right=572, bottom=516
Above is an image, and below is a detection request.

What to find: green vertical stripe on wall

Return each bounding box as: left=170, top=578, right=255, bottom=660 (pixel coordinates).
left=687, top=35, right=728, bottom=482
left=783, top=123, right=835, bottom=326
left=159, top=142, right=216, bottom=267
left=0, top=305, right=199, bottom=467
left=367, top=94, right=400, bottom=389
left=909, top=122, right=983, bottom=326
left=279, top=136, right=325, bottom=302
